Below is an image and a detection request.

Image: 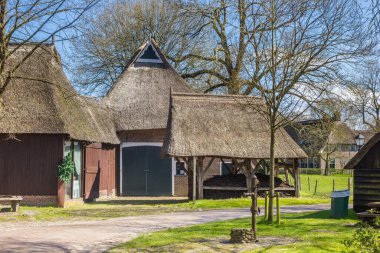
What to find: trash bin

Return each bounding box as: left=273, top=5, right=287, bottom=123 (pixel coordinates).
left=331, top=190, right=350, bottom=218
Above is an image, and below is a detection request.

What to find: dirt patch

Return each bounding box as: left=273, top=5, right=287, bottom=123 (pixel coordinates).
left=119, top=236, right=298, bottom=253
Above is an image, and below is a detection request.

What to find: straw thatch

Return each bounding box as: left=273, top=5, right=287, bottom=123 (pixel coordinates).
left=162, top=93, right=307, bottom=159
left=344, top=132, right=380, bottom=169
left=0, top=44, right=119, bottom=144
left=104, top=40, right=191, bottom=131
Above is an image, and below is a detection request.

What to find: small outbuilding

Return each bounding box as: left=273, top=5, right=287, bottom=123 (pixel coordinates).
left=162, top=93, right=307, bottom=200
left=344, top=133, right=380, bottom=212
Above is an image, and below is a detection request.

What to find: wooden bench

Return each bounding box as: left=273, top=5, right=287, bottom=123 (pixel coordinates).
left=0, top=196, right=23, bottom=212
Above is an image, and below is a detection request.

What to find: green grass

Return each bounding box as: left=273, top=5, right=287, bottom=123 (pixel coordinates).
left=0, top=174, right=352, bottom=223
left=111, top=209, right=359, bottom=252
left=298, top=174, right=352, bottom=199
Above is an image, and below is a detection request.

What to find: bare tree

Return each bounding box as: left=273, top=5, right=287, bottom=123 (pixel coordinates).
left=0, top=0, right=99, bottom=98
left=349, top=59, right=380, bottom=132
left=69, top=0, right=205, bottom=95
left=244, top=0, right=369, bottom=222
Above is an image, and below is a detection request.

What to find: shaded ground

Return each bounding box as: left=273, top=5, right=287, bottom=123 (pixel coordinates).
left=0, top=204, right=330, bottom=253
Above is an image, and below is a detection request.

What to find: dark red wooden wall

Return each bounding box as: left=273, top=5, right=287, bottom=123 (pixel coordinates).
left=0, top=134, right=64, bottom=196
left=84, top=143, right=116, bottom=199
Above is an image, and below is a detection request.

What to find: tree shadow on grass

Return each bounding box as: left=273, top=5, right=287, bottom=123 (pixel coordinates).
left=288, top=209, right=358, bottom=220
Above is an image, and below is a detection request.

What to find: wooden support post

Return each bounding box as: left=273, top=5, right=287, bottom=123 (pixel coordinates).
left=276, top=192, right=280, bottom=225
left=265, top=191, right=269, bottom=221
left=284, top=168, right=289, bottom=184
left=314, top=180, right=318, bottom=195
left=197, top=157, right=204, bottom=199
left=293, top=159, right=300, bottom=198
left=193, top=156, right=197, bottom=202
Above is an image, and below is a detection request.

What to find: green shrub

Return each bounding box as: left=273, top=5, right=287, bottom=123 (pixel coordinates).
left=343, top=223, right=380, bottom=253
left=57, top=152, right=74, bottom=183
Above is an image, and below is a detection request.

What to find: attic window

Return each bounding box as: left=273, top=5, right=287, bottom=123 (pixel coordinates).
left=136, top=43, right=163, bottom=63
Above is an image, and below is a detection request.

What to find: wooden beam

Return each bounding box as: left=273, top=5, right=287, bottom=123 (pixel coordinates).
left=193, top=156, right=197, bottom=201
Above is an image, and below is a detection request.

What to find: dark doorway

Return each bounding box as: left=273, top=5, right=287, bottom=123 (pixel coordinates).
left=122, top=145, right=172, bottom=196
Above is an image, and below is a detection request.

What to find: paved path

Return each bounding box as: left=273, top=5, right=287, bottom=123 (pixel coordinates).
left=0, top=204, right=331, bottom=253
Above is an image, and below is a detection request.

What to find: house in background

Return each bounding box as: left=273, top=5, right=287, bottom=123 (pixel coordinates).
left=0, top=44, right=119, bottom=206
left=286, top=119, right=375, bottom=172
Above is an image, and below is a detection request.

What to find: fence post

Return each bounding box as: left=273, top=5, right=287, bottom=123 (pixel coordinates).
left=333, top=179, right=335, bottom=192
left=308, top=177, right=311, bottom=191
left=314, top=180, right=318, bottom=195
left=276, top=192, right=280, bottom=225
left=265, top=191, right=269, bottom=221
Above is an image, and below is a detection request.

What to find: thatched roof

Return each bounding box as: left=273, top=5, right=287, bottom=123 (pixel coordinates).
left=104, top=39, right=191, bottom=131
left=162, top=93, right=307, bottom=159
left=344, top=132, right=380, bottom=169
left=0, top=44, right=119, bottom=144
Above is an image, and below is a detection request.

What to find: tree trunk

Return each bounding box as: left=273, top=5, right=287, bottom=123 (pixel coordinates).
left=324, top=154, right=330, bottom=176
left=268, top=127, right=276, bottom=223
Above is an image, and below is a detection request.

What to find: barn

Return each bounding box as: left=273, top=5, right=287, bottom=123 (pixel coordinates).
left=0, top=43, right=119, bottom=206
left=103, top=40, right=192, bottom=196
left=344, top=133, right=380, bottom=212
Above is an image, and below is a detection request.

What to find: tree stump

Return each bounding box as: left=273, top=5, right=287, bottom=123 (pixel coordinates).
left=230, top=228, right=254, bottom=243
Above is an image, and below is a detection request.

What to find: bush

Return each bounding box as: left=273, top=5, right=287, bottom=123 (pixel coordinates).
left=57, top=153, right=74, bottom=183
left=343, top=223, right=380, bottom=253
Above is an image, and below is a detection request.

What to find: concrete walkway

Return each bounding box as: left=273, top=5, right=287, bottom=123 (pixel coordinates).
left=0, top=204, right=330, bottom=253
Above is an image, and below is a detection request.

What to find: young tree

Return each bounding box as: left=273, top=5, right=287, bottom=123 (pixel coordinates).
left=0, top=0, right=98, bottom=97
left=245, top=0, right=369, bottom=222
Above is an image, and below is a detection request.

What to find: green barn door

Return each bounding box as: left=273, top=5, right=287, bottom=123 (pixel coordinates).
left=122, top=146, right=172, bottom=196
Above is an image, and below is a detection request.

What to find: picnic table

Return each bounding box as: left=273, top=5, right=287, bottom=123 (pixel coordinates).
left=0, top=195, right=23, bottom=212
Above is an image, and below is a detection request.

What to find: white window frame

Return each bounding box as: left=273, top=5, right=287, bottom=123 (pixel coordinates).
left=119, top=142, right=175, bottom=195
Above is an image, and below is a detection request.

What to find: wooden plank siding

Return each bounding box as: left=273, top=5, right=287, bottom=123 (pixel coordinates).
left=354, top=168, right=380, bottom=212
left=84, top=143, right=116, bottom=199
left=0, top=134, right=64, bottom=196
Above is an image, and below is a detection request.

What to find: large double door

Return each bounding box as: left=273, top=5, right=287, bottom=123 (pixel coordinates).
left=122, top=145, right=172, bottom=196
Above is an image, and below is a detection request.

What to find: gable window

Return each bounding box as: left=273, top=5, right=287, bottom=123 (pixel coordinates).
left=220, top=162, right=232, bottom=176
left=136, top=43, right=163, bottom=63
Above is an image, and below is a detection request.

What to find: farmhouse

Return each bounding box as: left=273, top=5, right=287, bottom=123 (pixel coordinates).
left=0, top=44, right=119, bottom=206
left=162, top=93, right=307, bottom=199
left=344, top=133, right=380, bottom=212
left=287, top=119, right=374, bottom=172
left=0, top=39, right=308, bottom=205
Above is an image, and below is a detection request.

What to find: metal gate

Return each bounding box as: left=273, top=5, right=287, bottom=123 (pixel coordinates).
left=122, top=146, right=172, bottom=196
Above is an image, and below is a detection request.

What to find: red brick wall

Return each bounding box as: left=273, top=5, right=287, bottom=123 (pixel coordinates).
left=174, top=175, right=188, bottom=196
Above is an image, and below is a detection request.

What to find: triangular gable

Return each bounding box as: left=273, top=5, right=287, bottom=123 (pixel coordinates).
left=136, top=42, right=163, bottom=63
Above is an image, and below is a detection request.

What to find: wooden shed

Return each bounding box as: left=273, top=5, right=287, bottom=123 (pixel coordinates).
left=162, top=93, right=307, bottom=200
left=0, top=44, right=119, bottom=206
left=344, top=133, right=380, bottom=212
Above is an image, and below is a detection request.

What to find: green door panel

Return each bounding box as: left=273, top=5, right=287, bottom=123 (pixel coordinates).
left=122, top=146, right=172, bottom=196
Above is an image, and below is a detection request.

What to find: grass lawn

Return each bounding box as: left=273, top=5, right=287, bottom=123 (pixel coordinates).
left=111, top=209, right=359, bottom=252
left=0, top=174, right=352, bottom=223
